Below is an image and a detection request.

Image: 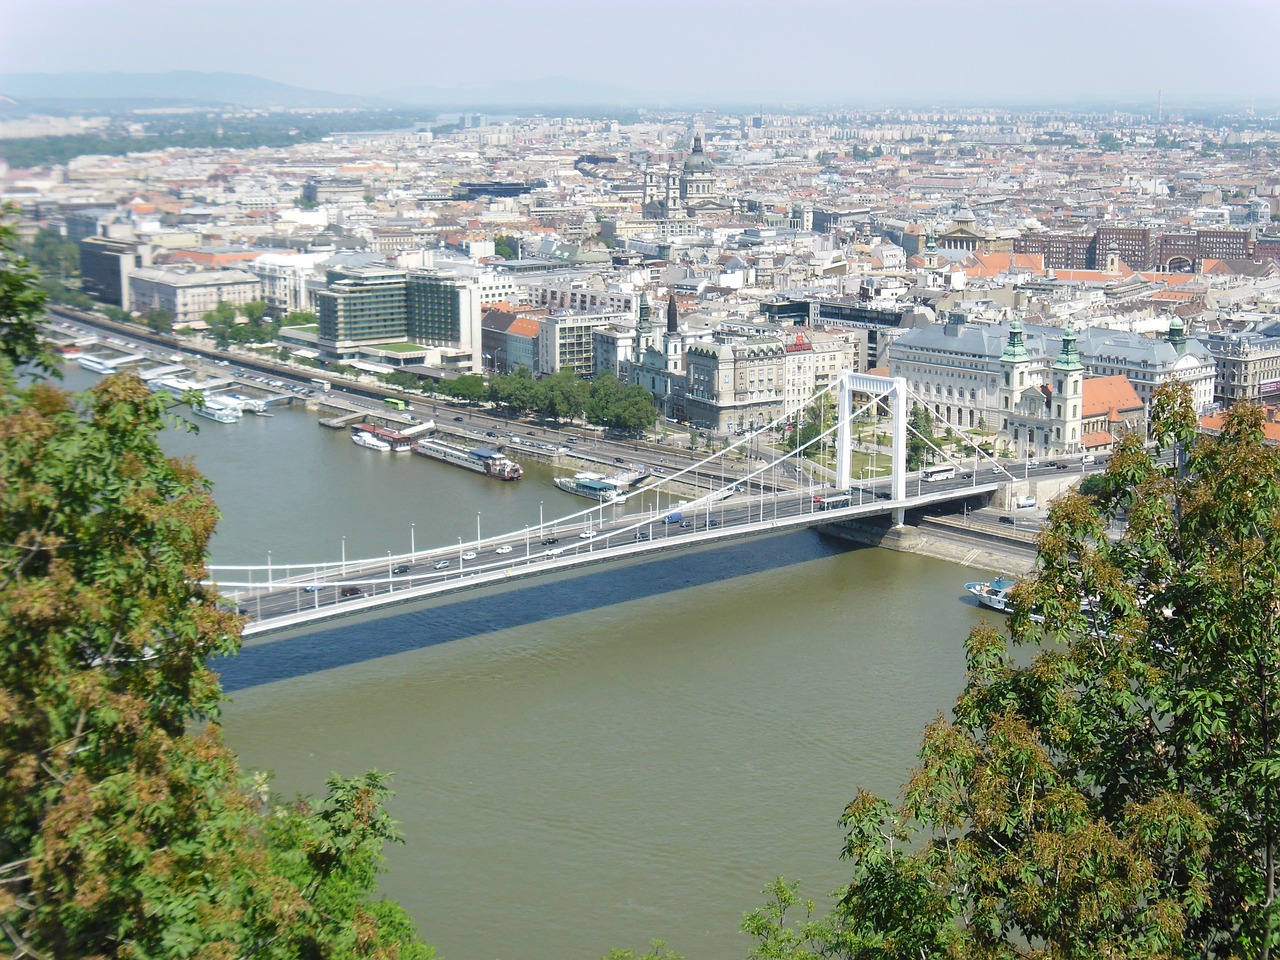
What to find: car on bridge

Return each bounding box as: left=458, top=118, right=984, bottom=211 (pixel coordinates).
left=495, top=544, right=513, bottom=554
left=392, top=564, right=411, bottom=575
left=340, top=586, right=363, bottom=598
left=433, top=560, right=450, bottom=569
left=462, top=551, right=477, bottom=561
left=303, top=584, right=321, bottom=592
left=541, top=537, right=559, bottom=545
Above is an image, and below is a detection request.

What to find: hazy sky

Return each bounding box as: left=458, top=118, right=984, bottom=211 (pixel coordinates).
left=5, top=0, right=1277, bottom=107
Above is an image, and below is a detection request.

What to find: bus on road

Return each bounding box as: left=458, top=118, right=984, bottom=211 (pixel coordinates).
left=921, top=464, right=956, bottom=482
left=383, top=397, right=407, bottom=411
left=310, top=378, right=331, bottom=393
left=812, top=491, right=855, bottom=510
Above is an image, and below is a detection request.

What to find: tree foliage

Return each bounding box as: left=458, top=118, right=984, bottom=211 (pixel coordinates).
left=749, top=382, right=1280, bottom=958
left=0, top=211, right=57, bottom=375
left=487, top=369, right=655, bottom=432
left=0, top=228, right=432, bottom=958
left=906, top=402, right=934, bottom=471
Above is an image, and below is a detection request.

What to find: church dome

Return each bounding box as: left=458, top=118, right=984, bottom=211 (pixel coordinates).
left=683, top=133, right=714, bottom=174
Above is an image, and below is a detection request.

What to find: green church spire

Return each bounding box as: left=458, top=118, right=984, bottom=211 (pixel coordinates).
left=1001, top=317, right=1030, bottom=363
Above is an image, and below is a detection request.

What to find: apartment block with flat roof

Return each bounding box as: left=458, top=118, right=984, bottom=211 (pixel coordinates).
left=316, top=266, right=407, bottom=348
left=128, top=265, right=260, bottom=327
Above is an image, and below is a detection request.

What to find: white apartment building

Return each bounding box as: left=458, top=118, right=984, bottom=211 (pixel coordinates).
left=247, top=252, right=330, bottom=317
left=128, top=266, right=262, bottom=328
left=536, top=310, right=629, bottom=377
left=529, top=279, right=642, bottom=319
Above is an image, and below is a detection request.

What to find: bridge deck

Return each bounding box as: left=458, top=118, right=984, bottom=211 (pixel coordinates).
left=231, top=483, right=997, bottom=638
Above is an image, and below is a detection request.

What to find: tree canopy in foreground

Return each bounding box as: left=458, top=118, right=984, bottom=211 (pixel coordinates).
left=0, top=213, right=433, bottom=958
left=746, top=381, right=1280, bottom=959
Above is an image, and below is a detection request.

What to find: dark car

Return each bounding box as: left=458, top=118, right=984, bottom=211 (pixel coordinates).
left=391, top=564, right=411, bottom=575
left=485, top=431, right=498, bottom=438
left=634, top=531, right=651, bottom=541
left=1056, top=462, right=1071, bottom=470
left=452, top=416, right=464, bottom=422
left=703, top=518, right=720, bottom=529
left=340, top=586, right=363, bottom=597
left=998, top=516, right=1015, bottom=526
left=541, top=537, right=560, bottom=545
left=614, top=457, right=626, bottom=464
left=1045, top=461, right=1059, bottom=468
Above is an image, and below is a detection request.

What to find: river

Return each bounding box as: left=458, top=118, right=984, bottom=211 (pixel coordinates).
left=65, top=365, right=994, bottom=960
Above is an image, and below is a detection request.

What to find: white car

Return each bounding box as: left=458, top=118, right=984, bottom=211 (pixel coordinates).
left=494, top=544, right=513, bottom=555
left=579, top=530, right=597, bottom=539
left=433, top=560, right=450, bottom=570
left=461, top=551, right=477, bottom=561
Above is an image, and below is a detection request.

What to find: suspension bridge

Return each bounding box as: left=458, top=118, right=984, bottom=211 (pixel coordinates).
left=211, top=373, right=1018, bottom=637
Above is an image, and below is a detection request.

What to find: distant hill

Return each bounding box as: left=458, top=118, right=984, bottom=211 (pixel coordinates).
left=381, top=75, right=670, bottom=109
left=0, top=71, right=399, bottom=112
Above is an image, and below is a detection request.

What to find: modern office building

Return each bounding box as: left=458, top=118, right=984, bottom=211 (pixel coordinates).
left=405, top=270, right=483, bottom=372
left=79, top=236, right=151, bottom=309
left=315, top=264, right=407, bottom=350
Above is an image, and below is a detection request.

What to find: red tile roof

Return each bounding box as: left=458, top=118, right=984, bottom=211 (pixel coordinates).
left=1082, top=375, right=1143, bottom=419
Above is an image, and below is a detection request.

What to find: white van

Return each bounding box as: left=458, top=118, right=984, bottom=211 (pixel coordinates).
left=1082, top=454, right=1097, bottom=465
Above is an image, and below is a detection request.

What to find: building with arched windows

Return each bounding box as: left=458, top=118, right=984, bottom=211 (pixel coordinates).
left=887, top=315, right=1214, bottom=457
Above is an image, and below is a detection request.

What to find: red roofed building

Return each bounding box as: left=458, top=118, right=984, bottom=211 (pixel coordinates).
left=1081, top=375, right=1145, bottom=451
left=1199, top=406, right=1280, bottom=445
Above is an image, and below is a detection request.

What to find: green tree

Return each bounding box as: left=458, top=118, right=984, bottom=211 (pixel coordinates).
left=243, top=299, right=268, bottom=324
left=754, top=382, right=1280, bottom=958
left=906, top=402, right=934, bottom=471
left=489, top=366, right=540, bottom=416
left=0, top=227, right=433, bottom=958
left=585, top=372, right=627, bottom=425
left=538, top=369, right=588, bottom=422
left=0, top=210, right=57, bottom=375
left=383, top=369, right=421, bottom=391
left=144, top=306, right=173, bottom=334
left=493, top=235, right=518, bottom=260
left=281, top=309, right=318, bottom=327
left=447, top=373, right=487, bottom=405
left=609, top=383, right=659, bottom=435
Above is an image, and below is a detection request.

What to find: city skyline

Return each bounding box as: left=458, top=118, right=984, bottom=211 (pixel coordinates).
left=5, top=0, right=1278, bottom=110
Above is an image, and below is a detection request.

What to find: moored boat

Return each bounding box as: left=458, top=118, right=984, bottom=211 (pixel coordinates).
left=412, top=437, right=523, bottom=479
left=352, top=431, right=392, bottom=452
left=352, top=422, right=413, bottom=452
left=554, top=472, right=621, bottom=502
left=191, top=402, right=242, bottom=424
left=964, top=576, right=1019, bottom=613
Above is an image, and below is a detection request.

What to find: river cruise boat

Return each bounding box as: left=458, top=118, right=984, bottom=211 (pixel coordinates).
left=352, top=430, right=392, bottom=452
left=413, top=437, right=523, bottom=480
left=191, top=402, right=242, bottom=424
left=352, top=423, right=412, bottom=452
left=554, top=473, right=622, bottom=502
